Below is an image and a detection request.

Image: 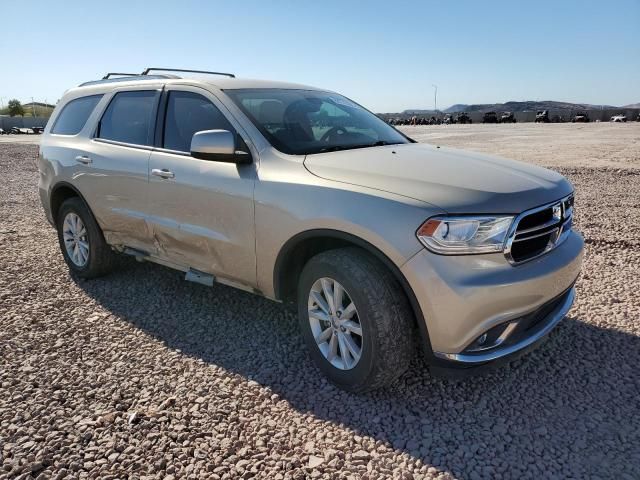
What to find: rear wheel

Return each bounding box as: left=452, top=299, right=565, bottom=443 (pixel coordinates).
left=297, top=248, right=414, bottom=392
left=56, top=197, right=116, bottom=278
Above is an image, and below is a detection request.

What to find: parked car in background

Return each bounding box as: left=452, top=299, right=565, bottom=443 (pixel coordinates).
left=535, top=110, right=550, bottom=123
left=8, top=127, right=36, bottom=134
left=500, top=112, right=516, bottom=123
left=572, top=112, right=590, bottom=123
left=32, top=126, right=45, bottom=134
left=610, top=114, right=627, bottom=123
left=39, top=68, right=584, bottom=392
left=482, top=111, right=498, bottom=123
left=0, top=128, right=6, bottom=135
left=456, top=112, right=472, bottom=124
left=443, top=114, right=455, bottom=125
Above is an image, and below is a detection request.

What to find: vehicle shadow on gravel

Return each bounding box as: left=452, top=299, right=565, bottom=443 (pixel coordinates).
left=75, top=257, right=640, bottom=479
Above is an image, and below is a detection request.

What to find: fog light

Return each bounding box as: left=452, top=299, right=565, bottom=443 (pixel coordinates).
left=465, top=321, right=519, bottom=353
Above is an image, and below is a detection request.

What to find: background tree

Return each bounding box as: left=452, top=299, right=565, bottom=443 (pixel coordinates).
left=8, top=99, right=25, bottom=117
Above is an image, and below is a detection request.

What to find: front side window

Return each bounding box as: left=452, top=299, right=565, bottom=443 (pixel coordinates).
left=225, top=89, right=411, bottom=155
left=97, top=91, right=157, bottom=146
left=51, top=95, right=102, bottom=135
left=163, top=91, right=234, bottom=152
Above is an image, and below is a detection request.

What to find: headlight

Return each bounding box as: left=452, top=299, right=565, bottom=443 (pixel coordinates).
left=417, top=216, right=514, bottom=254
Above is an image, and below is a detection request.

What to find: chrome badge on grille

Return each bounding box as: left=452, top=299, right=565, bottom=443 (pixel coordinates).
left=504, top=194, right=574, bottom=264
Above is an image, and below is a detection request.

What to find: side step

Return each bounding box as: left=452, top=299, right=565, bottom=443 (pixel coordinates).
left=123, top=247, right=149, bottom=262
left=119, top=246, right=264, bottom=295
left=185, top=268, right=214, bottom=287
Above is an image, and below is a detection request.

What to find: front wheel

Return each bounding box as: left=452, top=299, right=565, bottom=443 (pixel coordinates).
left=297, top=248, right=415, bottom=392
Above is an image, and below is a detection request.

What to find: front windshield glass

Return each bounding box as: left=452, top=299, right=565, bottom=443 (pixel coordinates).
left=225, top=89, right=411, bottom=155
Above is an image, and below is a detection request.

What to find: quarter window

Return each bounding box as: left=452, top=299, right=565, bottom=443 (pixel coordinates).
left=51, top=95, right=102, bottom=135
left=98, top=91, right=157, bottom=146
left=163, top=91, right=234, bottom=152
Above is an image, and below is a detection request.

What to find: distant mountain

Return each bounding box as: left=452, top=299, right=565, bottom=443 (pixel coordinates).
left=435, top=100, right=631, bottom=114
left=401, top=109, right=438, bottom=115
left=444, top=104, right=470, bottom=113
left=380, top=100, right=640, bottom=117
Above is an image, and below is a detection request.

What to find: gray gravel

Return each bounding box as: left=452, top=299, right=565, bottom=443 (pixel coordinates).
left=1, top=141, right=639, bottom=479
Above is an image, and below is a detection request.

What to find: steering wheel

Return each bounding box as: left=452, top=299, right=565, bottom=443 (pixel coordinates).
left=320, top=126, right=348, bottom=143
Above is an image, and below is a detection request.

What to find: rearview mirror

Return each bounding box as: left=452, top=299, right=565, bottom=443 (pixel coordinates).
left=190, top=129, right=252, bottom=164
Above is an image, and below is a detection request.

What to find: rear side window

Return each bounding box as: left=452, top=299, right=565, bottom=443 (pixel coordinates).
left=163, top=91, right=234, bottom=152
left=97, top=91, right=157, bottom=146
left=51, top=95, right=102, bottom=135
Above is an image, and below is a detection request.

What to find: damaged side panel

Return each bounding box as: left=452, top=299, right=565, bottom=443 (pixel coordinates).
left=101, top=207, right=155, bottom=253
left=61, top=140, right=157, bottom=254
left=146, top=149, right=258, bottom=289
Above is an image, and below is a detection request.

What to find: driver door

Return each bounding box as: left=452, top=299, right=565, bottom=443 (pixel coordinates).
left=146, top=86, right=257, bottom=288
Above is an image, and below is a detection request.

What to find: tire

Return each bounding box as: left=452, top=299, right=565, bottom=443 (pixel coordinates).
left=56, top=197, right=116, bottom=278
left=297, top=247, right=415, bottom=392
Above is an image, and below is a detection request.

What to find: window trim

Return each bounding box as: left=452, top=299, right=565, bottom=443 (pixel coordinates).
left=50, top=94, right=104, bottom=137
left=94, top=89, right=161, bottom=148
left=154, top=89, right=168, bottom=148
left=157, top=88, right=237, bottom=155
left=92, top=137, right=156, bottom=151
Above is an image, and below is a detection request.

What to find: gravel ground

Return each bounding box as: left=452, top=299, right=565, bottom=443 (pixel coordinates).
left=1, top=128, right=639, bottom=479
left=399, top=122, right=640, bottom=169
left=0, top=136, right=42, bottom=145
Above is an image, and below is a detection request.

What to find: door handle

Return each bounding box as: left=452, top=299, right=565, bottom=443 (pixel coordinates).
left=75, top=155, right=92, bottom=164
left=151, top=168, right=175, bottom=179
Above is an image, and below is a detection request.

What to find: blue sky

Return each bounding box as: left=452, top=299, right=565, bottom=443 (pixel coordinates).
left=1, top=0, right=638, bottom=112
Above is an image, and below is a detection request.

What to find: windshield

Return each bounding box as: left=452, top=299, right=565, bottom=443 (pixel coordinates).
left=225, top=89, right=411, bottom=155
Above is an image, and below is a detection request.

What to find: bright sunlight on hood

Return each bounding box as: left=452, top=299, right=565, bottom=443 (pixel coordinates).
left=303, top=143, right=573, bottom=214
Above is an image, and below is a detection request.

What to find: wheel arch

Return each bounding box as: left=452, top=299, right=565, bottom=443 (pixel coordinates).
left=50, top=182, right=91, bottom=223
left=272, top=229, right=435, bottom=358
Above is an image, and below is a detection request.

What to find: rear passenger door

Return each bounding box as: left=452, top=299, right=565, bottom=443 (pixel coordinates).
left=81, top=88, right=161, bottom=252
left=146, top=86, right=257, bottom=288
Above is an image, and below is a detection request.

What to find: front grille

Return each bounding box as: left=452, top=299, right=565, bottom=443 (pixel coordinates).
left=506, top=194, right=574, bottom=264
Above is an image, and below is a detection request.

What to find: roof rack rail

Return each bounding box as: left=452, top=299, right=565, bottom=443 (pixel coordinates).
left=141, top=67, right=235, bottom=78
left=102, top=72, right=139, bottom=79
left=79, top=74, right=179, bottom=87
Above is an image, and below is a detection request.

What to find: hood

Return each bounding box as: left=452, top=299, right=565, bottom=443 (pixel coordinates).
left=303, top=143, right=572, bottom=214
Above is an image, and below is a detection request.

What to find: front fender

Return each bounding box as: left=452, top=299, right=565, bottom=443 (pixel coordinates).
left=254, top=178, right=442, bottom=299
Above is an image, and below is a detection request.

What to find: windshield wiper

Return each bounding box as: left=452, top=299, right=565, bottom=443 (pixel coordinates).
left=313, top=141, right=401, bottom=154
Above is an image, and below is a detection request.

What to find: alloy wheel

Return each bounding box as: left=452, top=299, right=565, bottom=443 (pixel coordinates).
left=308, top=277, right=363, bottom=370
left=62, top=212, right=89, bottom=267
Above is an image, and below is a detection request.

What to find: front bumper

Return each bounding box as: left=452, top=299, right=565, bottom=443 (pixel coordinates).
left=401, top=230, right=583, bottom=362
left=434, top=285, right=575, bottom=363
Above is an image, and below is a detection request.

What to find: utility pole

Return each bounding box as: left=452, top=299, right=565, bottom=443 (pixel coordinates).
left=432, top=84, right=438, bottom=112
left=0, top=97, right=5, bottom=111
left=31, top=97, right=37, bottom=117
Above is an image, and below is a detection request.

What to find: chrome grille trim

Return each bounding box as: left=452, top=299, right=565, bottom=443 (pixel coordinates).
left=504, top=193, right=574, bottom=265
left=516, top=216, right=564, bottom=236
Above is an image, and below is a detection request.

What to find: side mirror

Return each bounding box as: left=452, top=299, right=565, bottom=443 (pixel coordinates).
left=190, top=129, right=252, bottom=164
